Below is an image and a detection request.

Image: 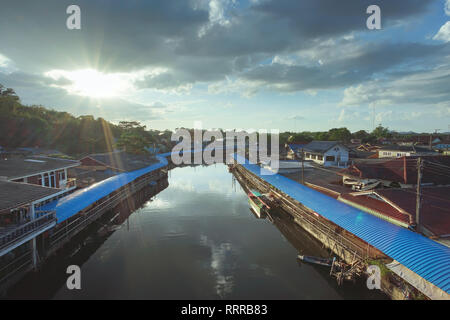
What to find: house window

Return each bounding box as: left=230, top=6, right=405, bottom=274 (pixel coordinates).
left=50, top=172, right=55, bottom=187
left=59, top=171, right=66, bottom=180
left=317, top=155, right=323, bottom=161
left=326, top=156, right=335, bottom=162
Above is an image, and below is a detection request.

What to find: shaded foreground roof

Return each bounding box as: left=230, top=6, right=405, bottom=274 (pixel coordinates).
left=281, top=167, right=348, bottom=198
left=234, top=154, right=450, bottom=294
left=0, top=156, right=79, bottom=180
left=82, top=151, right=157, bottom=172
left=0, top=180, right=60, bottom=211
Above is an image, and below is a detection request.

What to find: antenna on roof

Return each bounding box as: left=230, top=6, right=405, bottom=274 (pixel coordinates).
left=415, top=157, right=423, bottom=233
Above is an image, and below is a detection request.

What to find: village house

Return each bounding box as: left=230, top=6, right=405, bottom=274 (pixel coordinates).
left=433, top=137, right=450, bottom=152
left=395, top=135, right=444, bottom=147
left=285, top=141, right=309, bottom=159
left=302, top=141, right=349, bottom=167
left=0, top=156, right=79, bottom=190
left=76, top=151, right=158, bottom=187
left=0, top=178, right=72, bottom=268
left=378, top=145, right=438, bottom=158
left=338, top=156, right=450, bottom=190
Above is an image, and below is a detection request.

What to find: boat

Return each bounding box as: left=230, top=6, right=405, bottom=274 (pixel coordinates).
left=247, top=189, right=271, bottom=218
left=297, top=255, right=335, bottom=267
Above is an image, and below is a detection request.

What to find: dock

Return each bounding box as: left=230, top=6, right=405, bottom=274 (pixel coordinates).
left=230, top=154, right=450, bottom=300
left=0, top=155, right=169, bottom=294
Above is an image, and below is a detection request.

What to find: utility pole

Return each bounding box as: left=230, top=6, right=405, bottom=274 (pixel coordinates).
left=301, top=148, right=305, bottom=185
left=415, top=157, right=423, bottom=232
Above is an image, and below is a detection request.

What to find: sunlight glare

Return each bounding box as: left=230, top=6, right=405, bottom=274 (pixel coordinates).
left=45, top=69, right=132, bottom=98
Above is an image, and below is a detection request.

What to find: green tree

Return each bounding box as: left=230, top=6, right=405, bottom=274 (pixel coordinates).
left=328, top=127, right=351, bottom=142
left=371, top=124, right=391, bottom=139
left=116, top=121, right=150, bottom=154
left=0, top=85, right=19, bottom=100
left=352, top=130, right=369, bottom=141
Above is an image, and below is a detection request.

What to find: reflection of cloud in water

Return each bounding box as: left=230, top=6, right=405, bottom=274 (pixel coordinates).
left=170, top=165, right=235, bottom=195
left=144, top=198, right=172, bottom=209
left=168, top=180, right=196, bottom=192
left=200, top=234, right=235, bottom=298
left=207, top=179, right=231, bottom=194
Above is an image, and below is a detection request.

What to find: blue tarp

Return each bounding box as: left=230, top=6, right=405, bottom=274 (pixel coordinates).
left=39, top=156, right=168, bottom=223
left=234, top=154, right=450, bottom=294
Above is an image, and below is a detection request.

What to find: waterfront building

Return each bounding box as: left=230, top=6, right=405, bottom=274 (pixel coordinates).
left=79, top=150, right=157, bottom=173
left=0, top=156, right=79, bottom=190
left=0, top=180, right=64, bottom=289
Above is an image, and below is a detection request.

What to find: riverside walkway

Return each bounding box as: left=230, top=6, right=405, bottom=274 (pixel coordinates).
left=39, top=155, right=168, bottom=222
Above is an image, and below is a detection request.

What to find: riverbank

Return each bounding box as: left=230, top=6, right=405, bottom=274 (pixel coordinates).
left=229, top=158, right=449, bottom=300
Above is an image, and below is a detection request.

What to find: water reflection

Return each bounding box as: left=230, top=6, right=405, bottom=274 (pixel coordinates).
left=5, top=164, right=386, bottom=299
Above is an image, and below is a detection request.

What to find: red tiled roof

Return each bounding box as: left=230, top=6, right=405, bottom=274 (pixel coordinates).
left=340, top=156, right=450, bottom=185
left=340, top=187, right=450, bottom=237
left=375, top=187, right=450, bottom=237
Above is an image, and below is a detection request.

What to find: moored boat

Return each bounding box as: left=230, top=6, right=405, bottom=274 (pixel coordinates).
left=297, top=255, right=335, bottom=267
left=248, top=189, right=271, bottom=218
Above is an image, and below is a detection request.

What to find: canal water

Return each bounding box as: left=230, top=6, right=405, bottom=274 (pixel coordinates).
left=6, top=164, right=386, bottom=299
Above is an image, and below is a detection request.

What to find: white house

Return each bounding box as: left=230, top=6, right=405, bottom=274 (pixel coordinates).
left=303, top=141, right=349, bottom=167
left=378, top=145, right=437, bottom=158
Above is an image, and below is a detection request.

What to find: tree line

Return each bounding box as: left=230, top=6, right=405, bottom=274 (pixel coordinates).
left=0, top=83, right=430, bottom=156
left=0, top=85, right=172, bottom=156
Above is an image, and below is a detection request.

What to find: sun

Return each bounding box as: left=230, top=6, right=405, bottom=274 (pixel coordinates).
left=45, top=69, right=131, bottom=98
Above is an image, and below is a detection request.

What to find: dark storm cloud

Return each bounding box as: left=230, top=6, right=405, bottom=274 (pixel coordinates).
left=240, top=42, right=449, bottom=92
left=0, top=0, right=208, bottom=72
left=0, top=0, right=445, bottom=103
left=0, top=71, right=73, bottom=88
left=0, top=0, right=434, bottom=73
left=253, top=0, right=432, bottom=38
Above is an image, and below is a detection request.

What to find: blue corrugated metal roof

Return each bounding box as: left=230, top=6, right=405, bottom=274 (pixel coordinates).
left=288, top=144, right=307, bottom=153
left=39, top=156, right=168, bottom=223
left=41, top=149, right=222, bottom=222
left=234, top=154, right=450, bottom=294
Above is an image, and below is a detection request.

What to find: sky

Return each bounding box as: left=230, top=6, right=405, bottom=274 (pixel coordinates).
left=0, top=0, right=449, bottom=133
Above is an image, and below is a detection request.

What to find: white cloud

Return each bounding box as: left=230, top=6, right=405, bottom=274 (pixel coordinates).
left=433, top=21, right=450, bottom=42
left=340, top=66, right=450, bottom=108
left=198, top=0, right=236, bottom=37
left=0, top=53, right=10, bottom=67
left=0, top=53, right=17, bottom=73
left=446, top=0, right=450, bottom=16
